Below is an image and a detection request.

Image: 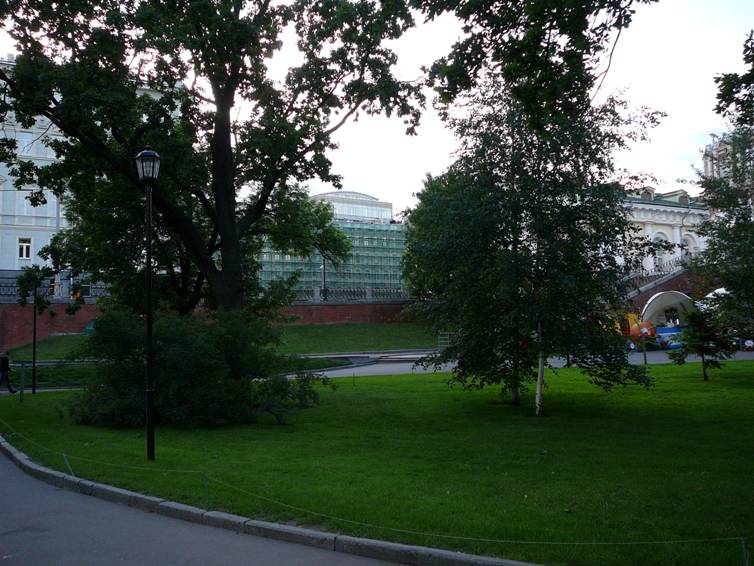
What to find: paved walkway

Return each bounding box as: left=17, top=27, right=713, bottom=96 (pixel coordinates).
left=0, top=456, right=387, bottom=565
left=320, top=350, right=754, bottom=378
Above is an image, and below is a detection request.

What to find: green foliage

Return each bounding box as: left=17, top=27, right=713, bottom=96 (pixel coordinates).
left=404, top=74, right=658, bottom=412
left=715, top=30, right=754, bottom=126
left=694, top=131, right=754, bottom=335
left=669, top=309, right=736, bottom=381
left=16, top=265, right=55, bottom=313
left=416, top=0, right=657, bottom=130
left=250, top=372, right=336, bottom=424
left=0, top=0, right=416, bottom=310
left=69, top=307, right=328, bottom=427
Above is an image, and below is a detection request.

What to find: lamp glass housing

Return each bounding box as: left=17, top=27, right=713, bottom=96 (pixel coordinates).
left=135, top=149, right=161, bottom=182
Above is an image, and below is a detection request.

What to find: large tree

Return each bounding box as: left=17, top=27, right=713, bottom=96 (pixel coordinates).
left=693, top=32, right=754, bottom=335
left=403, top=75, right=655, bottom=415
left=416, top=0, right=658, bottom=130
left=715, top=30, right=754, bottom=127
left=0, top=0, right=423, bottom=310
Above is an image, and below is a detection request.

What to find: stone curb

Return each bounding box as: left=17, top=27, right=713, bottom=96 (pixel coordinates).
left=0, top=434, right=536, bottom=566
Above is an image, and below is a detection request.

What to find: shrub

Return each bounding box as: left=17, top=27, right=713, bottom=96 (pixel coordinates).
left=70, top=307, right=330, bottom=427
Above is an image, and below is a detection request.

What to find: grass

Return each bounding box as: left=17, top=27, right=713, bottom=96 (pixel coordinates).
left=276, top=356, right=351, bottom=373
left=1, top=362, right=753, bottom=565
left=278, top=322, right=436, bottom=354
left=10, top=334, right=88, bottom=361
left=10, top=321, right=434, bottom=365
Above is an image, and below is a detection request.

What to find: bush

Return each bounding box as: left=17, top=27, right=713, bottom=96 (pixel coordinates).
left=69, top=307, right=331, bottom=427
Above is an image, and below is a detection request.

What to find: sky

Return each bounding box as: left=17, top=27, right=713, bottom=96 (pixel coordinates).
left=307, top=0, right=754, bottom=213
left=2, top=0, right=753, bottom=215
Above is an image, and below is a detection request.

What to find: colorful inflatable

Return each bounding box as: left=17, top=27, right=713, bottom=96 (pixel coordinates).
left=629, top=321, right=656, bottom=339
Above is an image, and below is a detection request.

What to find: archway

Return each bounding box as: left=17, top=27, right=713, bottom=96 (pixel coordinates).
left=641, top=290, right=694, bottom=326
left=653, top=232, right=672, bottom=271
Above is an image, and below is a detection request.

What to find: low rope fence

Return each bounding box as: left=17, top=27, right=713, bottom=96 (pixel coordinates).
left=0, top=416, right=749, bottom=565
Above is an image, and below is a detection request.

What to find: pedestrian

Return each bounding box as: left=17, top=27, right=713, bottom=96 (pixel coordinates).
left=0, top=351, right=16, bottom=394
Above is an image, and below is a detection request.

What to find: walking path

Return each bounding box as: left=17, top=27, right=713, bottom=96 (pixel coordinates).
left=0, top=456, right=387, bottom=566
left=318, top=350, right=754, bottom=378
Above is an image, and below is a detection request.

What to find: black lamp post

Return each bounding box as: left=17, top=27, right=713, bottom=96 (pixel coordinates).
left=135, top=149, right=161, bottom=461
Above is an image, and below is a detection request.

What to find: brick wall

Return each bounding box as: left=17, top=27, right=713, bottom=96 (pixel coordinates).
left=281, top=302, right=410, bottom=324
left=629, top=272, right=693, bottom=312
left=0, top=304, right=101, bottom=350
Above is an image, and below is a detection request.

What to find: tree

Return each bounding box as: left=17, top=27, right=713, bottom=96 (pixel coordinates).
left=715, top=30, right=754, bottom=127
left=668, top=309, right=736, bottom=381
left=403, top=75, right=655, bottom=416
left=415, top=0, right=658, bottom=130
left=0, top=0, right=422, bottom=311
left=693, top=33, right=754, bottom=336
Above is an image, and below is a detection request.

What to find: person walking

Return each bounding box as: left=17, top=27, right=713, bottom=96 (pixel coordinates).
left=0, top=351, right=16, bottom=394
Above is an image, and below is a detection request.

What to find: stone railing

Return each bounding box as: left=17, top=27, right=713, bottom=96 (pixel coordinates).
left=293, top=287, right=409, bottom=304
left=624, top=256, right=688, bottom=297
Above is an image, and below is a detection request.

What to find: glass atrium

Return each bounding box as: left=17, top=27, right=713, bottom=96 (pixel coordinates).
left=258, top=191, right=406, bottom=298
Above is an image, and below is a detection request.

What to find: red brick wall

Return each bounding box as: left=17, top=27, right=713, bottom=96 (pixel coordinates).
left=2, top=302, right=411, bottom=348
left=630, top=272, right=693, bottom=312
left=281, top=302, right=410, bottom=324
left=0, top=304, right=101, bottom=350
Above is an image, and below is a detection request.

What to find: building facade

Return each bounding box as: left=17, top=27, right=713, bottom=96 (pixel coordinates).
left=258, top=191, right=407, bottom=301
left=0, top=118, right=65, bottom=272
left=623, top=187, right=708, bottom=273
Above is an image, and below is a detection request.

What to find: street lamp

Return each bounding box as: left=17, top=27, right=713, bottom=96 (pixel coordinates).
left=135, top=149, right=161, bottom=461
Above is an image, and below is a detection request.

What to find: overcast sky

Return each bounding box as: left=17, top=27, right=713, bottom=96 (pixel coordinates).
left=309, top=0, right=754, bottom=214
left=2, top=0, right=753, bottom=215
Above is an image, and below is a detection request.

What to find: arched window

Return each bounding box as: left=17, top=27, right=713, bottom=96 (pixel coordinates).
left=654, top=233, right=671, bottom=271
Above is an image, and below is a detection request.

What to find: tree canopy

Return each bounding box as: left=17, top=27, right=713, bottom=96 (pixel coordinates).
left=403, top=74, right=656, bottom=415
left=416, top=0, right=657, bottom=130
left=693, top=32, right=754, bottom=335
left=0, top=0, right=423, bottom=310
left=715, top=30, right=754, bottom=126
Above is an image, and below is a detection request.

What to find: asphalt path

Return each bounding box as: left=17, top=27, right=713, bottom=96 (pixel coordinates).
left=321, top=350, right=754, bottom=378
left=0, top=456, right=387, bottom=566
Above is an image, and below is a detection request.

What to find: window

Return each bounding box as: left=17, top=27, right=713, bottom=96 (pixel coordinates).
left=18, top=237, right=31, bottom=259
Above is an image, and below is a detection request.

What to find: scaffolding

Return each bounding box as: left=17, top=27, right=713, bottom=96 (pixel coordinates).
left=258, top=221, right=406, bottom=296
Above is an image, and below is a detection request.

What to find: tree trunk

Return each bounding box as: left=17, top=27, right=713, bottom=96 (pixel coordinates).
left=535, top=322, right=545, bottom=416
left=207, top=269, right=245, bottom=310
left=701, top=353, right=708, bottom=381
left=510, top=380, right=521, bottom=406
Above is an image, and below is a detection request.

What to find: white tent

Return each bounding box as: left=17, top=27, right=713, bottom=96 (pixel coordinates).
left=640, top=291, right=694, bottom=325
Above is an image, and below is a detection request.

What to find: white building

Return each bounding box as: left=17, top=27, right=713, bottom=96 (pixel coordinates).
left=624, top=187, right=708, bottom=273
left=1, top=57, right=66, bottom=274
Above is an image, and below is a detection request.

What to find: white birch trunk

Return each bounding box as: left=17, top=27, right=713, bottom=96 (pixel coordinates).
left=535, top=322, right=545, bottom=416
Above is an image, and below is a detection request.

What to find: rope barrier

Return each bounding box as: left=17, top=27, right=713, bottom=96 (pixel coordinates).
left=204, top=475, right=745, bottom=547
left=0, top=417, right=202, bottom=474
left=0, top=417, right=749, bottom=559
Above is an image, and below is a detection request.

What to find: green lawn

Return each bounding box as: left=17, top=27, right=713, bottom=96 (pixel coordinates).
left=278, top=322, right=436, bottom=354
left=1, top=363, right=752, bottom=565
left=10, top=322, right=434, bottom=362
left=10, top=334, right=88, bottom=361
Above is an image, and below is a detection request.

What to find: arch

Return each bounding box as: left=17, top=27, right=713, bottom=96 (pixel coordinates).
left=682, top=234, right=696, bottom=260
left=653, top=231, right=672, bottom=269
left=641, top=291, right=694, bottom=326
